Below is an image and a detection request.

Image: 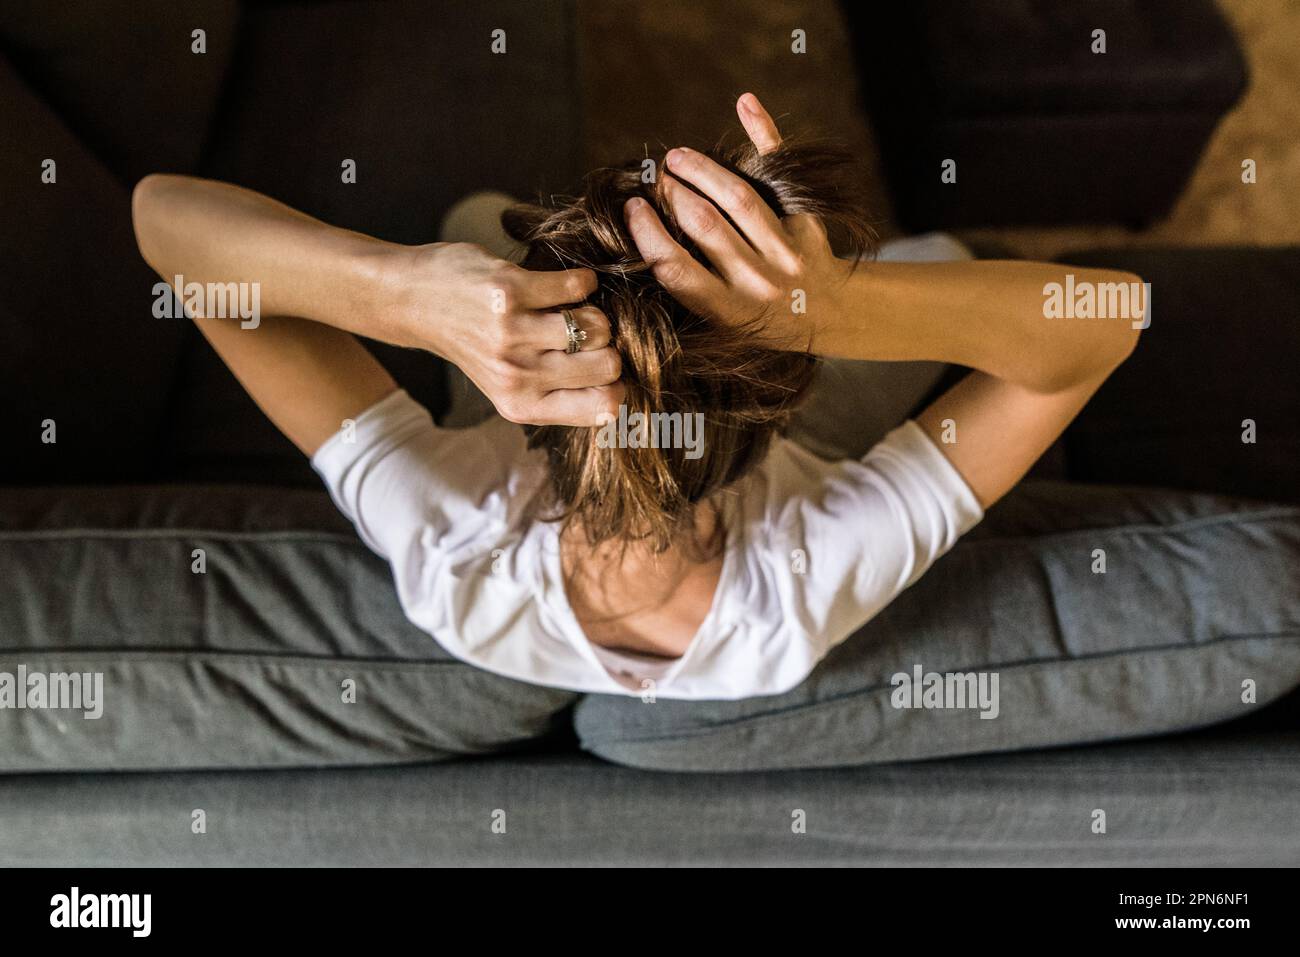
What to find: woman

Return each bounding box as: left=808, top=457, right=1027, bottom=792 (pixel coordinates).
left=131, top=94, right=1140, bottom=699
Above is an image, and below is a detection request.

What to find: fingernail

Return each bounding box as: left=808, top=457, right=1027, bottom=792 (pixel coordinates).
left=665, top=147, right=689, bottom=168
left=739, top=93, right=756, bottom=113
left=625, top=197, right=647, bottom=216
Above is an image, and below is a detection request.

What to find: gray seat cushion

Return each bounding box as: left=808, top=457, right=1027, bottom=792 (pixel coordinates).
left=4, top=731, right=1298, bottom=865
left=5, top=481, right=1297, bottom=775
left=0, top=485, right=576, bottom=772
left=574, top=482, right=1300, bottom=771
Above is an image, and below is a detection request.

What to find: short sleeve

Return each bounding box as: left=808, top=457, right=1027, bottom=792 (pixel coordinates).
left=310, top=389, right=519, bottom=569
left=853, top=419, right=984, bottom=584
left=766, top=420, right=984, bottom=652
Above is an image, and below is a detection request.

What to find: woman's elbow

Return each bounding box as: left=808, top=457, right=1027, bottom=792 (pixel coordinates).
left=131, top=173, right=176, bottom=269
left=1090, top=268, right=1146, bottom=370
left=1115, top=270, right=1146, bottom=362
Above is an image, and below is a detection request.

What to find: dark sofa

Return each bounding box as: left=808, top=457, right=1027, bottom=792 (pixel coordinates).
left=844, top=0, right=1250, bottom=229
left=2, top=1, right=1298, bottom=866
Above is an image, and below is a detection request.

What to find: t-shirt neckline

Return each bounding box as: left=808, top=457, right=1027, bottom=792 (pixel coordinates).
left=536, top=497, right=741, bottom=693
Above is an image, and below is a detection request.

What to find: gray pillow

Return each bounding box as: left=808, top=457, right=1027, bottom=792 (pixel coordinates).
left=573, top=482, right=1300, bottom=771
left=0, top=485, right=576, bottom=772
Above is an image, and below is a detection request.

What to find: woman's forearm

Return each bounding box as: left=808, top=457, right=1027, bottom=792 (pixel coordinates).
left=131, top=173, right=619, bottom=429
left=820, top=260, right=1144, bottom=393
left=132, top=174, right=408, bottom=342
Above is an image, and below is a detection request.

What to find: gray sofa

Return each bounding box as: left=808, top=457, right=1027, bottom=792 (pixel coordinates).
left=5, top=732, right=1298, bottom=867
left=2, top=477, right=1299, bottom=866
left=2, top=0, right=1298, bottom=866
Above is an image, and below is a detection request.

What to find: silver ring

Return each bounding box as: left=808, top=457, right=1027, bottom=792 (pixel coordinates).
left=563, top=309, right=588, bottom=354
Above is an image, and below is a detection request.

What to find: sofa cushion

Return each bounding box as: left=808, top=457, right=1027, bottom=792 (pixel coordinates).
left=167, top=0, right=585, bottom=483
left=0, top=0, right=240, bottom=185
left=888, top=0, right=1247, bottom=115
left=573, top=482, right=1300, bottom=771
left=0, top=52, right=192, bottom=484
left=201, top=0, right=582, bottom=246
left=1059, top=247, right=1300, bottom=505
left=5, top=732, right=1300, bottom=866
left=0, top=485, right=577, bottom=771
left=842, top=0, right=1248, bottom=227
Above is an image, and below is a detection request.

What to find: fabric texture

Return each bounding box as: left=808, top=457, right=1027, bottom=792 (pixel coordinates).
left=1059, top=246, right=1300, bottom=505
left=574, top=481, right=1300, bottom=770
left=3, top=731, right=1297, bottom=866
left=0, top=49, right=190, bottom=484
left=842, top=0, right=1249, bottom=228
left=310, top=390, right=983, bottom=699
left=0, top=484, right=577, bottom=772
left=0, top=0, right=240, bottom=185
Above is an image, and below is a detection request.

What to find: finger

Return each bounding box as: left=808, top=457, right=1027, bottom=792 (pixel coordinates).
left=664, top=147, right=787, bottom=259
left=662, top=172, right=764, bottom=282
left=737, top=92, right=782, bottom=155
left=535, top=383, right=626, bottom=428
left=511, top=265, right=597, bottom=310
left=526, top=306, right=612, bottom=352
left=536, top=345, right=622, bottom=390
left=623, top=197, right=730, bottom=316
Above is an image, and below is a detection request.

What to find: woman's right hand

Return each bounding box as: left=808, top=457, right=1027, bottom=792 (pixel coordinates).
left=383, top=241, right=625, bottom=427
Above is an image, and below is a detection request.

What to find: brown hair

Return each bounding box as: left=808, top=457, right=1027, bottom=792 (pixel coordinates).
left=503, top=139, right=876, bottom=557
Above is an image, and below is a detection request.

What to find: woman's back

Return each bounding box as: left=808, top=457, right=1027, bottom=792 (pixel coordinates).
left=310, top=392, right=981, bottom=699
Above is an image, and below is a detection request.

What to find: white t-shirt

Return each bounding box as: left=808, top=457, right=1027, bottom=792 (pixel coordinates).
left=312, top=389, right=983, bottom=700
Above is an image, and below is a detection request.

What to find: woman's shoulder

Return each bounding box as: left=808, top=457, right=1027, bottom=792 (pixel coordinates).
left=732, top=432, right=851, bottom=520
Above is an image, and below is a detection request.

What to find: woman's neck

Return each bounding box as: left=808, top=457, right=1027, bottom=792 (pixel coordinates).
left=559, top=506, right=724, bottom=658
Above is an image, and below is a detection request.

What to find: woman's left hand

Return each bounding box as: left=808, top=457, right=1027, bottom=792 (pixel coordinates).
left=622, top=93, right=851, bottom=350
